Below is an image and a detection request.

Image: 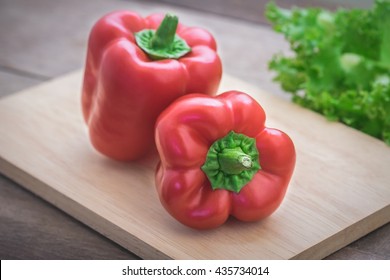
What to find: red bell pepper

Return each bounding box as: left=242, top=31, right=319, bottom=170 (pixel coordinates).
left=82, top=12, right=222, bottom=160
left=155, top=91, right=296, bottom=229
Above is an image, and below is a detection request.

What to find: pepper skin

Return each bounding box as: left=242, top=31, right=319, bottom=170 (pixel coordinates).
left=82, top=12, right=222, bottom=160
left=155, top=91, right=296, bottom=229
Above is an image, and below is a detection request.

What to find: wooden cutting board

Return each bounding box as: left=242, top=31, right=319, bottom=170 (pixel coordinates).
left=0, top=71, right=389, bottom=259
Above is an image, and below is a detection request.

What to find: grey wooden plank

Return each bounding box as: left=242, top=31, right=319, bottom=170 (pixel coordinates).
left=154, top=0, right=373, bottom=24
left=0, top=69, right=47, bottom=97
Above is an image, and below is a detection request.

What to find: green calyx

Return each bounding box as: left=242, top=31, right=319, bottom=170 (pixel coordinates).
left=135, top=14, right=191, bottom=60
left=201, top=131, right=261, bottom=193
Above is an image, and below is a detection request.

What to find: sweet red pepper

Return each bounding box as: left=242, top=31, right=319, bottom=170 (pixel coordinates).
left=155, top=91, right=296, bottom=229
left=82, top=12, right=222, bottom=160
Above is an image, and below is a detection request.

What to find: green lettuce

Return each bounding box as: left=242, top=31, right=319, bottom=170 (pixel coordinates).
left=266, top=0, right=390, bottom=144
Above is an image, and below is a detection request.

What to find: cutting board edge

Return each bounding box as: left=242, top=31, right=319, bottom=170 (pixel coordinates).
left=290, top=204, right=390, bottom=260
left=0, top=156, right=173, bottom=260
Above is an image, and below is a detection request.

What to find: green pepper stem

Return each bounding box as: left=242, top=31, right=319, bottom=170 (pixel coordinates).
left=201, top=131, right=261, bottom=193
left=134, top=14, right=191, bottom=60
left=150, top=14, right=178, bottom=50
left=218, top=148, right=253, bottom=175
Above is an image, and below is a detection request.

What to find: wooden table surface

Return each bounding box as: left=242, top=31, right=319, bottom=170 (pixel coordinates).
left=0, top=0, right=388, bottom=260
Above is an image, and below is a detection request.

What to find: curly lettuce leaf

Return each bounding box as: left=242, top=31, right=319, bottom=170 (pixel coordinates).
left=266, top=0, right=390, bottom=145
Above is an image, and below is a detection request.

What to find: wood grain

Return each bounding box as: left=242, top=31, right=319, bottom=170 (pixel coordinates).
left=0, top=70, right=389, bottom=259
